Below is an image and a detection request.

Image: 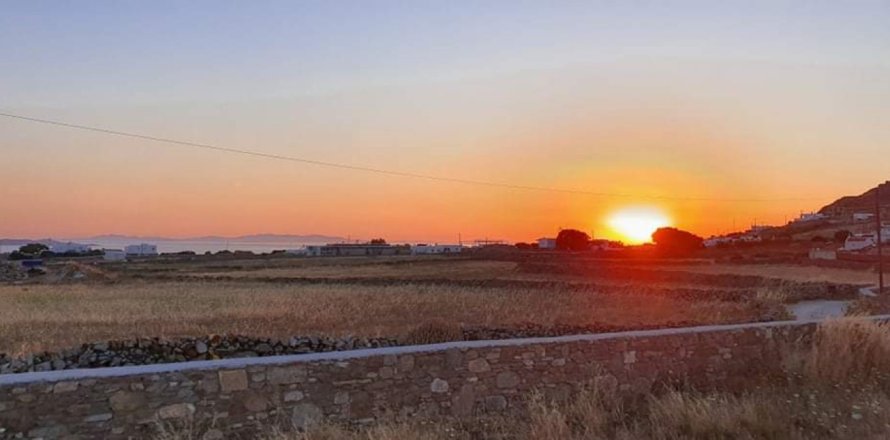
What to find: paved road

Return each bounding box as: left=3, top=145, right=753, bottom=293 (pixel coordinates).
left=788, top=300, right=849, bottom=320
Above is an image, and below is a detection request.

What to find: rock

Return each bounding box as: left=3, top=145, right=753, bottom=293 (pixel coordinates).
left=34, top=361, right=52, bottom=372
left=291, top=403, right=323, bottom=430
left=109, top=391, right=147, bottom=412
left=52, top=381, right=78, bottom=393
left=283, top=390, right=305, bottom=402
left=243, top=393, right=269, bottom=412
left=28, top=425, right=67, bottom=438
left=157, top=403, right=195, bottom=420
left=430, top=378, right=449, bottom=393
left=484, top=395, right=508, bottom=411
left=218, top=369, right=248, bottom=392
left=267, top=366, right=307, bottom=385
left=203, top=429, right=224, bottom=440
left=451, top=384, right=476, bottom=416
left=83, top=413, right=113, bottom=423
left=195, top=341, right=208, bottom=354
left=468, top=358, right=490, bottom=373
left=495, top=371, right=520, bottom=389
left=624, top=350, right=637, bottom=364
left=334, top=392, right=350, bottom=405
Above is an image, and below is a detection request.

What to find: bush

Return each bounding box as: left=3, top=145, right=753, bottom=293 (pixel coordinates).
left=652, top=227, right=704, bottom=256
left=401, top=320, right=463, bottom=345
left=798, top=318, right=890, bottom=384
left=556, top=229, right=591, bottom=252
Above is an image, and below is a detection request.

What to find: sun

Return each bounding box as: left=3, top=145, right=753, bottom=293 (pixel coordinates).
left=607, top=206, right=672, bottom=244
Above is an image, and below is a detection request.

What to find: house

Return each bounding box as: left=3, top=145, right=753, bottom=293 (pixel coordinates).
left=411, top=244, right=463, bottom=255
left=704, top=236, right=731, bottom=248
left=853, top=212, right=875, bottom=222
left=124, top=243, right=158, bottom=256
left=305, top=243, right=410, bottom=257
left=537, top=238, right=557, bottom=250
left=793, top=212, right=828, bottom=223
left=50, top=242, right=91, bottom=254
left=844, top=234, right=876, bottom=251
left=103, top=249, right=126, bottom=261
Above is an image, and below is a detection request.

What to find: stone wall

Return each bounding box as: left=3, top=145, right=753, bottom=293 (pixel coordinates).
left=2, top=317, right=881, bottom=439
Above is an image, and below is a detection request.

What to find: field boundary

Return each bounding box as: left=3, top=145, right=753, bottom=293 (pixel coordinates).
left=4, top=314, right=889, bottom=386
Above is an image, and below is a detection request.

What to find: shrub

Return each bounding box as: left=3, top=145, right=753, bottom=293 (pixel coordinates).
left=799, top=318, right=890, bottom=384
left=400, top=320, right=463, bottom=345
left=646, top=391, right=787, bottom=439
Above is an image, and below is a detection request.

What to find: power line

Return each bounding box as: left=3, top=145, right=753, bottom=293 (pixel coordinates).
left=0, top=111, right=824, bottom=203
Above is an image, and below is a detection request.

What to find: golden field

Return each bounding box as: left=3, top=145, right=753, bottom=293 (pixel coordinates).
left=0, top=281, right=779, bottom=356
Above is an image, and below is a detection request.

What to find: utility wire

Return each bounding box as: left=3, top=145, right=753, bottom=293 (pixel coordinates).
left=0, top=111, right=824, bottom=202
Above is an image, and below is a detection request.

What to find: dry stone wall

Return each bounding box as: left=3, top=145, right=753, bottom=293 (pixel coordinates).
left=1, top=317, right=874, bottom=439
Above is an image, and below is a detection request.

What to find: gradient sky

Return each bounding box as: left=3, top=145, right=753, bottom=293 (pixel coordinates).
left=2, top=1, right=889, bottom=243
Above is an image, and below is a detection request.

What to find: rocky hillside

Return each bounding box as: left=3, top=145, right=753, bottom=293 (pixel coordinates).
left=819, top=181, right=890, bottom=217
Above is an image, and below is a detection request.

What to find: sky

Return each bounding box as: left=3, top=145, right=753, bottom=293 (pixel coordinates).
left=2, top=1, right=889, bottom=243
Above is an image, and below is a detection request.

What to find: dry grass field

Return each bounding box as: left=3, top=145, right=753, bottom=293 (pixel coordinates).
left=187, top=260, right=517, bottom=280
left=154, top=319, right=890, bottom=440
left=652, top=263, right=878, bottom=285
left=0, top=281, right=780, bottom=356
left=5, top=254, right=869, bottom=358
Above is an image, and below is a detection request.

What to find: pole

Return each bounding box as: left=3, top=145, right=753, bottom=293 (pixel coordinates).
left=877, top=185, right=884, bottom=294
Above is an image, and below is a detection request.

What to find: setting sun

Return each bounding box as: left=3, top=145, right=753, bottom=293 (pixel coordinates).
left=607, top=206, right=672, bottom=244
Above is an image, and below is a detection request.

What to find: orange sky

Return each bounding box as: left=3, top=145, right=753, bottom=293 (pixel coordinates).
left=2, top=4, right=889, bottom=243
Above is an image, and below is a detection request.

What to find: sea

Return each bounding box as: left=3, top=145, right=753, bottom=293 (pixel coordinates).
left=1, top=239, right=327, bottom=255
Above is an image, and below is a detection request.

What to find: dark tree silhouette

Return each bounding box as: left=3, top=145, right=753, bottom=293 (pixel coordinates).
left=834, top=230, right=852, bottom=242
left=18, top=243, right=48, bottom=256
left=651, top=227, right=703, bottom=255
left=369, top=238, right=387, bottom=245
left=555, top=229, right=591, bottom=251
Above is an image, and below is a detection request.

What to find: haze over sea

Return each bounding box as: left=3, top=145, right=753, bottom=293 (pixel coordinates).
left=0, top=237, right=341, bottom=255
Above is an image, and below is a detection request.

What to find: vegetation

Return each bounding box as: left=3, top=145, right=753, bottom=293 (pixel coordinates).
left=0, top=280, right=779, bottom=356
left=652, top=227, right=704, bottom=256
left=555, top=229, right=590, bottom=251
left=834, top=229, right=852, bottom=242
left=7, top=243, right=49, bottom=260
left=156, top=319, right=890, bottom=440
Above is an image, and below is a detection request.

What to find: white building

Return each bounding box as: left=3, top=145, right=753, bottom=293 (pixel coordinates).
left=704, top=237, right=732, bottom=248
left=853, top=212, right=875, bottom=222
left=844, top=234, right=876, bottom=251
left=411, top=244, right=464, bottom=255
left=124, top=243, right=158, bottom=256
left=794, top=212, right=827, bottom=223
left=537, top=238, right=557, bottom=250
left=50, top=242, right=91, bottom=254
left=103, top=249, right=126, bottom=261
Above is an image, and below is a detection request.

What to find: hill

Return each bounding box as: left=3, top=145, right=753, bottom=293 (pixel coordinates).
left=819, top=181, right=890, bottom=217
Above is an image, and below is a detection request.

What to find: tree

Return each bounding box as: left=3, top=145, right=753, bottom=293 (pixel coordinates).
left=834, top=230, right=852, bottom=243
left=651, top=227, right=703, bottom=255
left=555, top=229, right=591, bottom=251
left=18, top=243, right=48, bottom=256
left=369, top=238, right=387, bottom=245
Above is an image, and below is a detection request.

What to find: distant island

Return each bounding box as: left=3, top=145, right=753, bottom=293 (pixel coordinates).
left=0, top=234, right=346, bottom=254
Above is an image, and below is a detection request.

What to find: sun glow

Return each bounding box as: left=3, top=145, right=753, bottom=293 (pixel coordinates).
left=607, top=206, right=672, bottom=244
